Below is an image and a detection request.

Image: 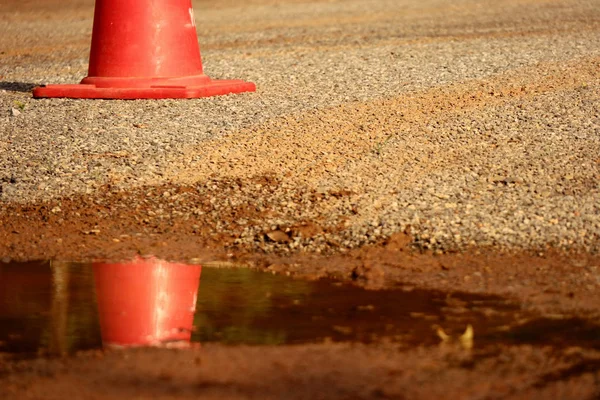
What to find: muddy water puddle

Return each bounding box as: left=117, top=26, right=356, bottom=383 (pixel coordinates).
left=1, top=258, right=600, bottom=358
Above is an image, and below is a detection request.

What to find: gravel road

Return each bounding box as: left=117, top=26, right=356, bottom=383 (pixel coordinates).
left=1, top=0, right=599, bottom=253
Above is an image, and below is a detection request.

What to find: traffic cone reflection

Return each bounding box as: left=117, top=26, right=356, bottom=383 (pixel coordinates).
left=93, top=257, right=201, bottom=348
left=33, top=0, right=255, bottom=99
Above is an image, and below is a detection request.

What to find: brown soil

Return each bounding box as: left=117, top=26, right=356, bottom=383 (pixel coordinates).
left=2, top=180, right=600, bottom=398
left=3, top=344, right=600, bottom=400
left=0, top=180, right=599, bottom=317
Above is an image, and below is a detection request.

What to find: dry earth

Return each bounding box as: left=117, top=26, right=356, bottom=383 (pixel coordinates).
left=1, top=0, right=600, bottom=398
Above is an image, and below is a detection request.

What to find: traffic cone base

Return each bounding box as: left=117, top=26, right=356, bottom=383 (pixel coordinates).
left=33, top=78, right=255, bottom=100
left=32, top=0, right=255, bottom=99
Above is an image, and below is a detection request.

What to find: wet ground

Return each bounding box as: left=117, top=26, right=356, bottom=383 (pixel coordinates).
left=0, top=260, right=517, bottom=356
left=3, top=260, right=600, bottom=363
left=3, top=260, right=600, bottom=399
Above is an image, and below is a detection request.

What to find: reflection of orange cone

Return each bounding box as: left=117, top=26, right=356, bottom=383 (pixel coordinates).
left=33, top=0, right=255, bottom=99
left=93, top=257, right=201, bottom=348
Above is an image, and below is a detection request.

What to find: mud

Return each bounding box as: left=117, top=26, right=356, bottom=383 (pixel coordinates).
left=3, top=260, right=600, bottom=399
left=1, top=180, right=599, bottom=317
left=1, top=174, right=600, bottom=398
left=9, top=260, right=593, bottom=356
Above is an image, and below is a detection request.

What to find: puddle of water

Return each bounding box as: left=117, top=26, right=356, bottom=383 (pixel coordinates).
left=0, top=261, right=101, bottom=357
left=1, top=258, right=600, bottom=358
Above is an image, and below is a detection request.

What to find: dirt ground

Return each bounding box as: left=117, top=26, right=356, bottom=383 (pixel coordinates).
left=1, top=0, right=600, bottom=398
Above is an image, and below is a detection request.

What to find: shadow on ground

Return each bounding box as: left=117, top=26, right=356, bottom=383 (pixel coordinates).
left=0, top=82, right=36, bottom=93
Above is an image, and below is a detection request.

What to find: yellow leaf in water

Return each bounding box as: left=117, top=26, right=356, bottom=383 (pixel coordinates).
left=460, top=324, right=474, bottom=349
left=436, top=326, right=450, bottom=342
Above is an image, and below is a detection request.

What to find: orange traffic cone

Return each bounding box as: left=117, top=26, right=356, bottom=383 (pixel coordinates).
left=93, top=257, right=201, bottom=348
left=33, top=0, right=255, bottom=99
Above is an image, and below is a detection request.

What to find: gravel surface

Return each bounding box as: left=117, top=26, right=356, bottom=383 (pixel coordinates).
left=0, top=0, right=599, bottom=253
